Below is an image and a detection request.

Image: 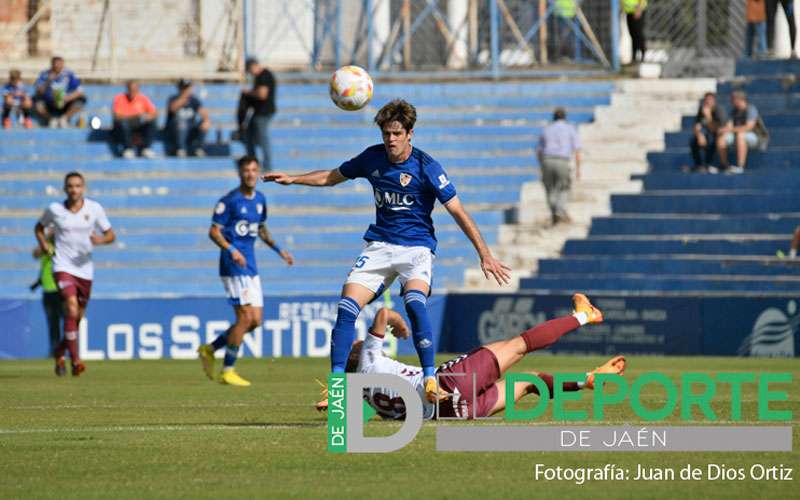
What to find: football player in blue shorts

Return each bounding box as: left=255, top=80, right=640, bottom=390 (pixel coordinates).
left=263, top=99, right=511, bottom=407
left=199, top=155, right=294, bottom=386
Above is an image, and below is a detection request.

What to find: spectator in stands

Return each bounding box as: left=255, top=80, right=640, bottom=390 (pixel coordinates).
left=790, top=226, right=800, bottom=259
left=766, top=0, right=797, bottom=58
left=745, top=0, right=768, bottom=58
left=165, top=79, right=211, bottom=157
left=623, top=0, right=647, bottom=63
left=34, top=56, right=87, bottom=128
left=689, top=92, right=726, bottom=173
left=238, top=57, right=276, bottom=171
left=112, top=80, right=158, bottom=159
left=717, top=91, right=769, bottom=174
left=2, top=69, right=33, bottom=129
left=537, top=107, right=582, bottom=225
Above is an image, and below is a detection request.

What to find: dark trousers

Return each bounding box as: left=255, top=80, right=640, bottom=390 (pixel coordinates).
left=690, top=128, right=717, bottom=168
left=626, top=13, right=646, bottom=62
left=43, top=291, right=62, bottom=356
left=112, top=118, right=156, bottom=152
left=246, top=115, right=272, bottom=171
left=165, top=118, right=206, bottom=154
left=766, top=0, right=797, bottom=51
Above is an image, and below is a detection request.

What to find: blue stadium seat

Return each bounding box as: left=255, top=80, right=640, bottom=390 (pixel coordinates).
left=0, top=80, right=609, bottom=296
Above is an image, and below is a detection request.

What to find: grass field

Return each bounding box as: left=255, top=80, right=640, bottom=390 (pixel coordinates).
left=0, top=355, right=797, bottom=499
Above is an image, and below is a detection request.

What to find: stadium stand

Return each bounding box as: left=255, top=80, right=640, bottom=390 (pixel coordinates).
left=0, top=80, right=613, bottom=297
left=521, top=59, right=800, bottom=294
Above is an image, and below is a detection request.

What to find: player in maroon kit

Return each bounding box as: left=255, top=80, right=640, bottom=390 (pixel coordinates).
left=34, top=172, right=115, bottom=376
left=346, top=293, right=626, bottom=420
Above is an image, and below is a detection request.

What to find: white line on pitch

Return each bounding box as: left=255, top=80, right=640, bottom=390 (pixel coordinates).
left=0, top=423, right=323, bottom=435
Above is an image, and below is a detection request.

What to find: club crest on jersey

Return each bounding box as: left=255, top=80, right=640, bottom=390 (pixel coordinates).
left=84, top=214, right=90, bottom=221
left=256, top=204, right=263, bottom=214
left=399, top=172, right=412, bottom=187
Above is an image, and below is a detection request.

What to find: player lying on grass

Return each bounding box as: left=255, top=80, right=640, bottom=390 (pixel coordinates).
left=337, top=293, right=625, bottom=419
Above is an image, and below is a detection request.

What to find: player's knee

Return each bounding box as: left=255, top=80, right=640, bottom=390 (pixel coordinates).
left=250, top=312, right=263, bottom=330
left=64, top=299, right=79, bottom=318
left=403, top=289, right=428, bottom=317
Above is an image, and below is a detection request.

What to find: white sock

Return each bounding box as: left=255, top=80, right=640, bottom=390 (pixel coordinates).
left=573, top=311, right=589, bottom=326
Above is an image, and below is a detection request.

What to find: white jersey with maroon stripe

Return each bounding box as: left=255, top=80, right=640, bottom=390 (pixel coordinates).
left=358, top=331, right=435, bottom=420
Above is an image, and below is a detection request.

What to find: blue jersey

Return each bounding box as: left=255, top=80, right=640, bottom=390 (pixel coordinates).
left=338, top=145, right=457, bottom=252
left=2, top=82, right=27, bottom=106
left=34, top=69, right=82, bottom=101
left=211, top=189, right=267, bottom=277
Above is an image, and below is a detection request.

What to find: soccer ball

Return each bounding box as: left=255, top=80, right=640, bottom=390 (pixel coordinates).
left=329, top=65, right=373, bottom=111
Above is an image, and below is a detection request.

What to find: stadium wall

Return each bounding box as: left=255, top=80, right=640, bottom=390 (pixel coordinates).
left=1, top=293, right=797, bottom=359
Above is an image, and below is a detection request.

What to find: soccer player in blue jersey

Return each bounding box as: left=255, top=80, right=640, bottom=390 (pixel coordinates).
left=263, top=99, right=511, bottom=406
left=198, top=155, right=294, bottom=386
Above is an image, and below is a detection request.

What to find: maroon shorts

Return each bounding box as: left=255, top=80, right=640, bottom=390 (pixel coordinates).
left=436, top=347, right=501, bottom=419
left=54, top=272, right=92, bottom=308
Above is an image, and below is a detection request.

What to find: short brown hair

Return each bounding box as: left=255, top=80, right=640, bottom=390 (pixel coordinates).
left=9, top=69, right=21, bottom=80
left=374, top=99, right=417, bottom=132
left=64, top=171, right=84, bottom=185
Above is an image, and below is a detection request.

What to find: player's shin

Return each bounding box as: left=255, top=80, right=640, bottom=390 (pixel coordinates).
left=520, top=316, right=582, bottom=353
left=330, top=297, right=361, bottom=373
left=210, top=328, right=230, bottom=351
left=526, top=372, right=584, bottom=398
left=63, top=316, right=80, bottom=364
left=223, top=343, right=240, bottom=371
left=404, top=290, right=435, bottom=377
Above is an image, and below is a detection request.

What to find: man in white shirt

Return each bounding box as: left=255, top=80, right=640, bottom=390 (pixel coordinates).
left=35, top=172, right=115, bottom=376
left=344, top=294, right=625, bottom=420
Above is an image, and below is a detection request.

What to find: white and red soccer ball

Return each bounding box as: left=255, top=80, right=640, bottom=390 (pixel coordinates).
left=329, top=65, right=373, bottom=111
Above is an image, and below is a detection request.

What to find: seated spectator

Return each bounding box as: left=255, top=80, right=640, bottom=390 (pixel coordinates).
left=2, top=69, right=33, bottom=129
left=34, top=56, right=86, bottom=128
left=689, top=92, right=725, bottom=172
left=717, top=91, right=768, bottom=174
left=165, top=79, right=211, bottom=157
left=112, top=80, right=158, bottom=159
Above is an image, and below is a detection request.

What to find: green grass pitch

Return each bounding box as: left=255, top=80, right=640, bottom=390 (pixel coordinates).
left=0, top=355, right=797, bottom=499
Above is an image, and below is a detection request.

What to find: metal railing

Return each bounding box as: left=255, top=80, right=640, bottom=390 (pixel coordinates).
left=1, top=0, right=621, bottom=81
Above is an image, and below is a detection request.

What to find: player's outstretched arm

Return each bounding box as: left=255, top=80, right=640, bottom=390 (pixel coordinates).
left=444, top=196, right=511, bottom=285
left=261, top=168, right=347, bottom=187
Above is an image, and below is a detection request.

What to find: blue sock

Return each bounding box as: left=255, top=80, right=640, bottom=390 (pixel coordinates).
left=331, top=297, right=361, bottom=373
left=404, top=290, right=435, bottom=378
left=223, top=344, right=240, bottom=370
left=210, top=330, right=229, bottom=351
